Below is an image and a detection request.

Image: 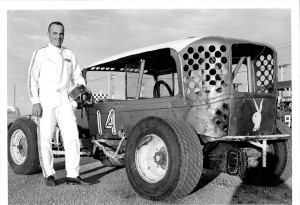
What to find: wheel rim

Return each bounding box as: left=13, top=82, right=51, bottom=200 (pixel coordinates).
left=135, top=134, right=168, bottom=183
left=10, top=129, right=28, bottom=165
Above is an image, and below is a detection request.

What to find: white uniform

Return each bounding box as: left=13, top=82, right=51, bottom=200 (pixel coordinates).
left=28, top=43, right=86, bottom=178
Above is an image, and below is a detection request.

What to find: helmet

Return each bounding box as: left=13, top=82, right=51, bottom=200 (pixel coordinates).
left=68, top=85, right=94, bottom=109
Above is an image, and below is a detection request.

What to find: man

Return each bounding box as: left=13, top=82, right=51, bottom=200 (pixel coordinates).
left=28, top=21, right=91, bottom=186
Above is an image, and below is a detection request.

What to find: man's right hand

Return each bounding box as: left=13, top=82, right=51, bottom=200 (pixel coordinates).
left=32, top=103, right=43, bottom=118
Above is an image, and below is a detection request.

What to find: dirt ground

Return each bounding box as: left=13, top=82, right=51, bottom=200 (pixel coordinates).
left=7, top=157, right=292, bottom=205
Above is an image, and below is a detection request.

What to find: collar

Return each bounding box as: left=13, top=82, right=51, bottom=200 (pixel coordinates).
left=48, top=43, right=63, bottom=53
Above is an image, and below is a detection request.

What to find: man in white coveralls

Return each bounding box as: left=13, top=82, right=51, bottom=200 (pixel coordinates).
left=28, top=21, right=91, bottom=186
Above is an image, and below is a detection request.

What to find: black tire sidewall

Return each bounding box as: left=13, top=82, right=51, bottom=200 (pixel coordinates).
left=267, top=140, right=288, bottom=179
left=125, top=117, right=182, bottom=199
left=241, top=120, right=292, bottom=185
left=246, top=140, right=289, bottom=185
left=8, top=118, right=39, bottom=175
left=269, top=120, right=292, bottom=182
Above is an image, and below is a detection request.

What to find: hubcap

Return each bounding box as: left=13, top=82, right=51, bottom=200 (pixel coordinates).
left=10, top=129, right=28, bottom=165
left=135, top=134, right=168, bottom=183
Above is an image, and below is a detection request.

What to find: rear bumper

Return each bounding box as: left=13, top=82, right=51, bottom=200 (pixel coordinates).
left=209, top=134, right=290, bottom=142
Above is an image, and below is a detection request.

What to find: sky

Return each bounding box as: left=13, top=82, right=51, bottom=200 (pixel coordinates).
left=5, top=7, right=293, bottom=115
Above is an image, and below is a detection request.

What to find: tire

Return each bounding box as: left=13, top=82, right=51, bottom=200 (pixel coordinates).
left=125, top=116, right=203, bottom=201
left=8, top=118, right=40, bottom=175
left=241, top=120, right=292, bottom=185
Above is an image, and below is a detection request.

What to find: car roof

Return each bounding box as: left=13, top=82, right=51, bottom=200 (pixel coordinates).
left=83, top=36, right=275, bottom=71
left=84, top=36, right=202, bottom=70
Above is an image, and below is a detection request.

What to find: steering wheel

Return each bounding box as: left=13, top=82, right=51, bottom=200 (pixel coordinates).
left=153, top=80, right=174, bottom=98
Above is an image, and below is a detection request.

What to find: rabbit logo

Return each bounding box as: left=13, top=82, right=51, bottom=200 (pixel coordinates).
left=252, top=99, right=264, bottom=131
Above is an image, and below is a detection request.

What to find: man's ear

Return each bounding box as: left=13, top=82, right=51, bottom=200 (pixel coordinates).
left=47, top=32, right=50, bottom=39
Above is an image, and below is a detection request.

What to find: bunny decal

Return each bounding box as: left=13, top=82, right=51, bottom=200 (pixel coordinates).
left=252, top=99, right=264, bottom=131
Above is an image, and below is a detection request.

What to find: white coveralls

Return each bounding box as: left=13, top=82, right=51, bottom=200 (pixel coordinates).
left=28, top=43, right=86, bottom=178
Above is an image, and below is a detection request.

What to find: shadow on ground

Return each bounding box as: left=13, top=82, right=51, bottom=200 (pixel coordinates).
left=230, top=182, right=292, bottom=204
left=82, top=166, right=123, bottom=184
left=191, top=169, right=221, bottom=194
left=52, top=156, right=123, bottom=185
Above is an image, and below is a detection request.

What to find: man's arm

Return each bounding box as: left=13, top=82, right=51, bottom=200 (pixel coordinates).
left=28, top=50, right=42, bottom=117
left=70, top=52, right=86, bottom=86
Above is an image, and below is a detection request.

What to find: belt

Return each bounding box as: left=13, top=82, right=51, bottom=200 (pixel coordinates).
left=40, top=87, right=66, bottom=93
left=56, top=88, right=67, bottom=93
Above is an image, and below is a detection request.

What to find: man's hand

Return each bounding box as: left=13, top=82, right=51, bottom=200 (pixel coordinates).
left=32, top=103, right=43, bottom=118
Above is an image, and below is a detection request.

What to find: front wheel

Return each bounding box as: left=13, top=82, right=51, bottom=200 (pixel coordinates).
left=125, top=116, right=203, bottom=201
left=241, top=120, right=292, bottom=185
left=8, top=118, right=40, bottom=175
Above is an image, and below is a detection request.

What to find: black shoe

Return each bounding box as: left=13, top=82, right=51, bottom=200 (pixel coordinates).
left=45, top=175, right=57, bottom=186
left=65, top=176, right=91, bottom=185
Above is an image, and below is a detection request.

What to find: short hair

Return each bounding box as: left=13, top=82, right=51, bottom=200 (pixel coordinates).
left=48, top=21, right=64, bottom=32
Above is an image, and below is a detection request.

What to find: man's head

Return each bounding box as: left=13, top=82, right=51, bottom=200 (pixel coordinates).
left=47, top=21, right=64, bottom=48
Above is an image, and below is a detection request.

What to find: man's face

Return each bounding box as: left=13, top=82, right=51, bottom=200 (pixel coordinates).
left=47, top=24, right=64, bottom=48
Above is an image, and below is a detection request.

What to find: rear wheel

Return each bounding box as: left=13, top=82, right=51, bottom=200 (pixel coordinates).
left=125, top=116, right=203, bottom=201
left=241, top=120, right=292, bottom=185
left=8, top=118, right=40, bottom=175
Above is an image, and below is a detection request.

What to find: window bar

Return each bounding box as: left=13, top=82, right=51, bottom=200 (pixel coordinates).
left=247, top=56, right=253, bottom=92
left=135, top=59, right=145, bottom=99
left=232, top=56, right=246, bottom=78
left=125, top=64, right=128, bottom=100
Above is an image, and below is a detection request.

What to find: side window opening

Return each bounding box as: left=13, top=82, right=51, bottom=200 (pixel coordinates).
left=85, top=49, right=178, bottom=102
left=128, top=58, right=178, bottom=99
left=86, top=71, right=126, bottom=101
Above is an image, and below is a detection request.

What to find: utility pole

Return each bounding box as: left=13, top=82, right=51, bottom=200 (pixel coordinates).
left=14, top=83, right=16, bottom=107
left=108, top=72, right=111, bottom=98
left=108, top=72, right=115, bottom=99
left=111, top=74, right=115, bottom=99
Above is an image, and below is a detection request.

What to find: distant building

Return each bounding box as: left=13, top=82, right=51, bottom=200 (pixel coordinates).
left=277, top=64, right=291, bottom=101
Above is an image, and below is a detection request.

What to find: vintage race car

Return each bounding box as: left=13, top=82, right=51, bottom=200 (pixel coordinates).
left=8, top=36, right=291, bottom=201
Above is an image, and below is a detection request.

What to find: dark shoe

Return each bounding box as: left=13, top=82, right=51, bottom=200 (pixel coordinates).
left=65, top=176, right=91, bottom=185
left=45, top=175, right=57, bottom=186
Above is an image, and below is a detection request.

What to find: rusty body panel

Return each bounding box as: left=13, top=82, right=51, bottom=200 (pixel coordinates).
left=178, top=37, right=234, bottom=139
left=176, top=36, right=278, bottom=140
left=186, top=99, right=230, bottom=138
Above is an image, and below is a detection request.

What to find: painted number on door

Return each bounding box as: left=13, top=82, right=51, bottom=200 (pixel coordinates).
left=96, top=108, right=117, bottom=135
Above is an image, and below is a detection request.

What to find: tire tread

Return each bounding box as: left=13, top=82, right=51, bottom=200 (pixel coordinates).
left=161, top=117, right=203, bottom=201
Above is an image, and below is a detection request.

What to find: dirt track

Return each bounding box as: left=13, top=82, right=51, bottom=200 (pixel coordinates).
left=8, top=157, right=292, bottom=204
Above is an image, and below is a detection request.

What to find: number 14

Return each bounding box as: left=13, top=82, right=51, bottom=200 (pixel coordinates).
left=96, top=108, right=117, bottom=135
